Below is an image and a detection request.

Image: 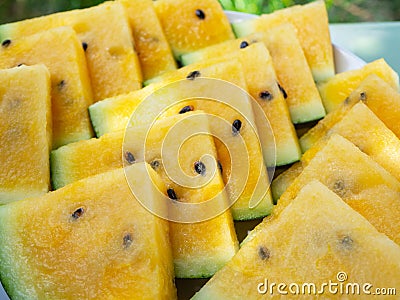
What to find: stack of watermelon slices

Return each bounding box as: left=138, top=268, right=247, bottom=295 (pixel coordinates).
left=0, top=0, right=399, bottom=299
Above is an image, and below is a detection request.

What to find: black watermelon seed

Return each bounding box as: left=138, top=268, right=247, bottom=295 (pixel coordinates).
left=82, top=42, right=88, bottom=51
left=333, top=180, right=346, bottom=196
left=124, top=151, right=135, bottom=165
left=258, top=246, right=270, bottom=260
left=179, top=105, right=194, bottom=114
left=167, top=188, right=178, bottom=200
left=259, top=90, right=273, bottom=101
left=232, top=119, right=242, bottom=135
left=123, top=233, right=133, bottom=248
left=186, top=70, right=201, bottom=80
left=150, top=160, right=160, bottom=170
left=340, top=235, right=353, bottom=250
left=57, top=80, right=66, bottom=90
left=194, top=161, right=206, bottom=176
left=217, top=160, right=223, bottom=174
left=17, top=63, right=24, bottom=67
left=359, top=92, right=367, bottom=101
left=1, top=39, right=11, bottom=47
left=240, top=41, right=249, bottom=49
left=195, top=9, right=206, bottom=20
left=71, top=207, right=85, bottom=220
left=277, top=83, right=288, bottom=99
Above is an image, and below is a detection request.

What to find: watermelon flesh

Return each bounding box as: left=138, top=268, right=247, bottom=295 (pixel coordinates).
left=0, top=65, right=51, bottom=204
left=318, top=59, right=399, bottom=113
left=89, top=60, right=245, bottom=137
left=301, top=74, right=400, bottom=152
left=0, top=164, right=177, bottom=299
left=0, top=26, right=94, bottom=149
left=272, top=102, right=400, bottom=201
left=130, top=74, right=274, bottom=221
left=232, top=0, right=334, bottom=82
left=0, top=1, right=142, bottom=101
left=120, top=0, right=177, bottom=81
left=193, top=180, right=400, bottom=299
left=154, top=0, right=235, bottom=59
left=181, top=41, right=302, bottom=166
left=89, top=60, right=274, bottom=220
left=275, top=134, right=400, bottom=244
left=246, top=25, right=326, bottom=124
left=52, top=112, right=239, bottom=278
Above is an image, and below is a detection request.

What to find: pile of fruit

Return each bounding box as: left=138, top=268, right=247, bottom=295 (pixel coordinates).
left=0, top=0, right=399, bottom=299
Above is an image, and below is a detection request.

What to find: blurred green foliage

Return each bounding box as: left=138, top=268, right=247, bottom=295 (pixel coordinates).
left=0, top=0, right=399, bottom=25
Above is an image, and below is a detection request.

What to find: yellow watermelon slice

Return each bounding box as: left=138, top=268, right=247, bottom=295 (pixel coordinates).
left=233, top=0, right=334, bottom=82
left=193, top=180, right=400, bottom=299
left=0, top=65, right=51, bottom=204
left=272, top=102, right=400, bottom=201
left=52, top=112, right=239, bottom=278
left=301, top=74, right=400, bottom=151
left=0, top=26, right=93, bottom=149
left=150, top=42, right=301, bottom=167
left=131, top=70, right=274, bottom=220
left=89, top=60, right=274, bottom=220
left=0, top=1, right=142, bottom=101
left=182, top=23, right=326, bottom=124
left=318, top=59, right=399, bottom=113
left=120, top=0, right=177, bottom=80
left=248, top=25, right=325, bottom=124
left=275, top=134, right=400, bottom=244
left=154, top=0, right=234, bottom=59
left=89, top=59, right=244, bottom=137
left=0, top=164, right=177, bottom=299
left=127, top=113, right=239, bottom=277
left=61, top=98, right=274, bottom=222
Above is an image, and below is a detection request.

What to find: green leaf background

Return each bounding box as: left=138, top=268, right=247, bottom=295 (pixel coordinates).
left=0, top=0, right=399, bottom=25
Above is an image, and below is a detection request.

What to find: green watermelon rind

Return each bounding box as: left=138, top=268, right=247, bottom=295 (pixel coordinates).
left=231, top=198, right=273, bottom=221
left=174, top=256, right=234, bottom=279
left=0, top=24, right=13, bottom=43
left=49, top=149, right=66, bottom=190
left=0, top=206, right=31, bottom=300
left=88, top=103, right=108, bottom=137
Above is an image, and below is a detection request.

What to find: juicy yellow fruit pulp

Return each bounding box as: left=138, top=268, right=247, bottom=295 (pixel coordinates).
left=89, top=60, right=274, bottom=220
left=0, top=27, right=93, bottom=149
left=120, top=0, right=177, bottom=80
left=247, top=24, right=326, bottom=123
left=134, top=62, right=274, bottom=220
left=273, top=102, right=400, bottom=200
left=0, top=1, right=142, bottom=101
left=193, top=180, right=400, bottom=299
left=234, top=0, right=334, bottom=82
left=154, top=0, right=234, bottom=58
left=50, top=131, right=124, bottom=189
left=52, top=112, right=239, bottom=278
left=127, top=113, right=239, bottom=277
left=0, top=65, right=51, bottom=204
left=89, top=60, right=243, bottom=137
left=276, top=134, right=400, bottom=245
left=181, top=40, right=302, bottom=166
left=318, top=59, right=399, bottom=112
left=0, top=165, right=177, bottom=299
left=301, top=74, right=400, bottom=151
left=89, top=86, right=154, bottom=137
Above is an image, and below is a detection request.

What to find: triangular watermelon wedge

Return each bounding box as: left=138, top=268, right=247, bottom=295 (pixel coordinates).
left=193, top=180, right=400, bottom=299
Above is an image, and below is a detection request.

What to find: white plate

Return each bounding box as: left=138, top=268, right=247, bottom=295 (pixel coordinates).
left=0, top=10, right=367, bottom=300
